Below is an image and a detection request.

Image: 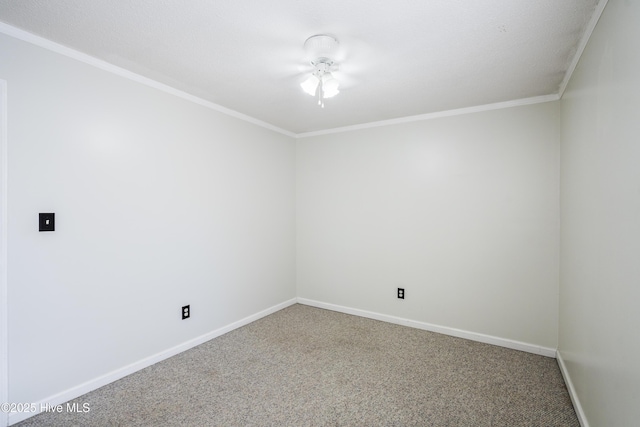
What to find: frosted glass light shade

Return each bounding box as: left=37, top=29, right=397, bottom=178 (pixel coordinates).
left=323, top=87, right=339, bottom=98
left=301, top=75, right=319, bottom=96
left=321, top=73, right=339, bottom=98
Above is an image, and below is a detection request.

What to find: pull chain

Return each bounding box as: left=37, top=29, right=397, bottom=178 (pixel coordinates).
left=318, top=74, right=325, bottom=108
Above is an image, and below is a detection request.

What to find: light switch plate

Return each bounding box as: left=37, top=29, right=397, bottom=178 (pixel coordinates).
left=39, top=213, right=55, bottom=232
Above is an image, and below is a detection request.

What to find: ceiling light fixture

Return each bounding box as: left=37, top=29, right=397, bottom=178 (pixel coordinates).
left=300, top=34, right=340, bottom=108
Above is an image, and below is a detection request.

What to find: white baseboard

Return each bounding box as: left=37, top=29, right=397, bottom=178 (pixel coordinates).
left=297, top=298, right=557, bottom=358
left=556, top=351, right=589, bottom=427
left=10, top=297, right=559, bottom=425
left=8, top=298, right=297, bottom=425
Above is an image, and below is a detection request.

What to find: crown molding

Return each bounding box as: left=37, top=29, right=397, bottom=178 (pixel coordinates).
left=0, top=22, right=296, bottom=138
left=1, top=2, right=605, bottom=142
left=296, top=94, right=561, bottom=138
left=558, top=0, right=609, bottom=97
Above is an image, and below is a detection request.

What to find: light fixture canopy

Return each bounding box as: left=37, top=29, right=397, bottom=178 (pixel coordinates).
left=300, top=35, right=340, bottom=107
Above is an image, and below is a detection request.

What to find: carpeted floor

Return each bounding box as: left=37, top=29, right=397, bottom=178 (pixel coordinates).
left=16, top=304, right=579, bottom=426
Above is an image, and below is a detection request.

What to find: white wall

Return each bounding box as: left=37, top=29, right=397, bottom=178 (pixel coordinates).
left=297, top=102, right=560, bottom=349
left=559, top=0, right=640, bottom=425
left=1, top=78, right=8, bottom=427
left=0, top=33, right=296, bottom=406
left=7, top=2, right=639, bottom=423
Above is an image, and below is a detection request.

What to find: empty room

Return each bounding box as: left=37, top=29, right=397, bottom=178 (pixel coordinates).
left=0, top=0, right=638, bottom=426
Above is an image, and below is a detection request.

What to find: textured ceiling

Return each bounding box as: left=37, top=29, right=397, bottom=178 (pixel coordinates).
left=0, top=0, right=601, bottom=134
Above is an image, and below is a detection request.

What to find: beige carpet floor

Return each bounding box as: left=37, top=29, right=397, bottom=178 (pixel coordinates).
left=16, top=304, right=579, bottom=426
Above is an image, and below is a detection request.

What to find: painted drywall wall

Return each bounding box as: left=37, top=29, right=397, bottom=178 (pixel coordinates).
left=559, top=0, right=640, bottom=425
left=0, top=79, right=8, bottom=427
left=297, top=102, right=560, bottom=349
left=0, top=33, right=296, bottom=405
